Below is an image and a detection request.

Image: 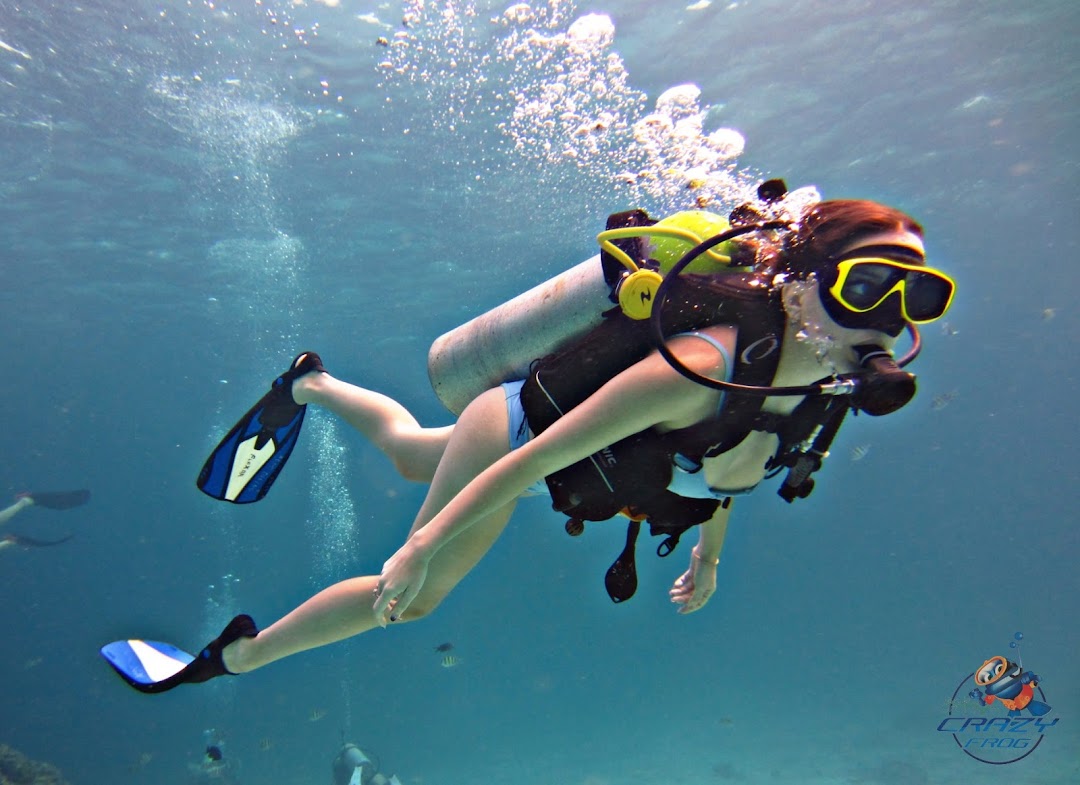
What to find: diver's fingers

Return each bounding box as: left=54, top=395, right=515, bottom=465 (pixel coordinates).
left=669, top=582, right=691, bottom=600
left=677, top=579, right=716, bottom=614
left=372, top=585, right=395, bottom=628
left=391, top=581, right=423, bottom=622
left=669, top=569, right=693, bottom=599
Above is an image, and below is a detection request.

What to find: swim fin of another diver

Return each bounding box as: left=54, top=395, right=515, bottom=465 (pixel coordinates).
left=197, top=352, right=325, bottom=503
left=100, top=614, right=259, bottom=694
left=1, top=532, right=74, bottom=548
left=18, top=489, right=91, bottom=510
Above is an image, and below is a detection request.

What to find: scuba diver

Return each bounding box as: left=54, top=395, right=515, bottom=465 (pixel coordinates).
left=100, top=183, right=956, bottom=692
left=188, top=729, right=236, bottom=782
left=332, top=743, right=404, bottom=785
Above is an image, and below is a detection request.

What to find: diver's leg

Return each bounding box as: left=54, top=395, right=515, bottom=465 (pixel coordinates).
left=222, top=388, right=514, bottom=673
left=293, top=369, right=453, bottom=483
left=0, top=496, right=32, bottom=527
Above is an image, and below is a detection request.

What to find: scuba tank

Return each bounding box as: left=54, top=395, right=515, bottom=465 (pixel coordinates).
left=427, top=254, right=612, bottom=416
left=427, top=210, right=738, bottom=415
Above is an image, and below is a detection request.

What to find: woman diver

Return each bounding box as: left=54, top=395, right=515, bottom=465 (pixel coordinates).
left=101, top=190, right=956, bottom=692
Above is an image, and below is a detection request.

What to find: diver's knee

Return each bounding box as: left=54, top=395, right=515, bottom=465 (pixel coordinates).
left=399, top=593, right=445, bottom=621
left=394, top=457, right=432, bottom=484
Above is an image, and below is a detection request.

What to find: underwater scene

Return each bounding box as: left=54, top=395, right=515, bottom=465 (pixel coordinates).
left=0, top=1, right=1077, bottom=784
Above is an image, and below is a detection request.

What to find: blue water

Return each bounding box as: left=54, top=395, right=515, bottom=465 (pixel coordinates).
left=1, top=1, right=1077, bottom=783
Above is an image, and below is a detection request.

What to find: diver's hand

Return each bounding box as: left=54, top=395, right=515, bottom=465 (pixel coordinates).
left=669, top=547, right=718, bottom=614
left=373, top=538, right=431, bottom=627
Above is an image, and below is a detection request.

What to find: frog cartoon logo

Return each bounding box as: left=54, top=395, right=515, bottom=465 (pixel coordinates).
left=970, top=653, right=1051, bottom=718
left=938, top=632, right=1060, bottom=764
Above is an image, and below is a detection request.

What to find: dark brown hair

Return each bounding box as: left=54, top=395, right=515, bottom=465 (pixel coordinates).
left=784, top=199, right=924, bottom=276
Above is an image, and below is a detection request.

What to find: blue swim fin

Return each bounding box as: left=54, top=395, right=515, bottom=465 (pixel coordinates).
left=197, top=352, right=324, bottom=503
left=100, top=614, right=258, bottom=694
left=99, top=639, right=195, bottom=692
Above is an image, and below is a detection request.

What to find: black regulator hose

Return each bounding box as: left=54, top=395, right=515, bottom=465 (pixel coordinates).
left=896, top=321, right=921, bottom=368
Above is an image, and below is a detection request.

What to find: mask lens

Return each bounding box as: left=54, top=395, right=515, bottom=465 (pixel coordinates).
left=840, top=263, right=904, bottom=310
left=903, top=271, right=954, bottom=321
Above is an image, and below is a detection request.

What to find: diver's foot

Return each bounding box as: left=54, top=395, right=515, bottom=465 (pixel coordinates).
left=276, top=351, right=327, bottom=405
left=100, top=614, right=260, bottom=694
left=184, top=614, right=260, bottom=683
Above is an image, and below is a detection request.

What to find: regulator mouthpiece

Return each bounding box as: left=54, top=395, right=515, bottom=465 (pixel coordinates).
left=851, top=345, right=916, bottom=416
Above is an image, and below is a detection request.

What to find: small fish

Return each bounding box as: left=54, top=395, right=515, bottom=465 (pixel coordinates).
left=849, top=444, right=871, bottom=462
left=434, top=642, right=454, bottom=653
left=931, top=390, right=959, bottom=411
left=940, top=322, right=959, bottom=337
left=441, top=654, right=462, bottom=669
left=307, top=707, right=327, bottom=722
left=1041, top=307, right=1056, bottom=321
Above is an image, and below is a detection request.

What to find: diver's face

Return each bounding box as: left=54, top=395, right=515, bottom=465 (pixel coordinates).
left=819, top=229, right=927, bottom=338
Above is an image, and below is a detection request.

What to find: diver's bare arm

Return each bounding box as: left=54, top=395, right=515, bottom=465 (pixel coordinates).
left=694, top=503, right=731, bottom=566
left=668, top=502, right=730, bottom=613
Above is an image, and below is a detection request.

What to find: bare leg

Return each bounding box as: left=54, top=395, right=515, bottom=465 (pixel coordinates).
left=293, top=368, right=454, bottom=483
left=223, top=387, right=515, bottom=673
left=0, top=496, right=32, bottom=527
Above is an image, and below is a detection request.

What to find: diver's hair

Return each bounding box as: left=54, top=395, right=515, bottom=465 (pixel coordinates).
left=783, top=199, right=924, bottom=276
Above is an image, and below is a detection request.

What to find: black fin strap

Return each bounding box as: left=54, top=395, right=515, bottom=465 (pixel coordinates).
left=605, top=520, right=641, bottom=603
left=182, top=614, right=259, bottom=684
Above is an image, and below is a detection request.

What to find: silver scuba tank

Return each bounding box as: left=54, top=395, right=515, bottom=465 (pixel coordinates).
left=427, top=254, right=612, bottom=415
left=426, top=208, right=745, bottom=415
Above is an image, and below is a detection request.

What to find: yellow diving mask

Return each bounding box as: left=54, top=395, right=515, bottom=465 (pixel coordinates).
left=828, top=254, right=956, bottom=324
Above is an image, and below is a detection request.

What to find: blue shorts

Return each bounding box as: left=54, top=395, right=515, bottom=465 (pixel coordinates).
left=501, top=380, right=550, bottom=497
